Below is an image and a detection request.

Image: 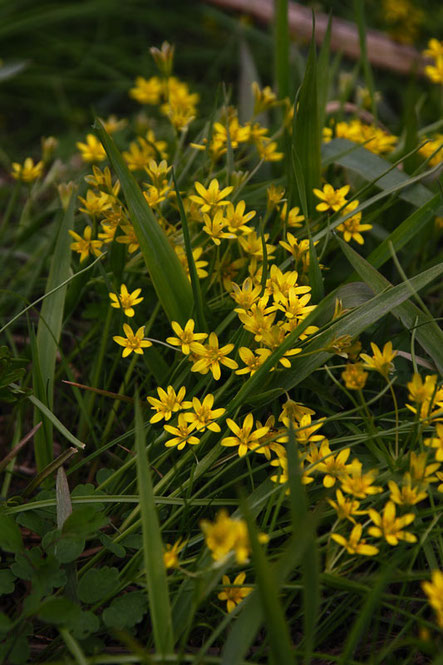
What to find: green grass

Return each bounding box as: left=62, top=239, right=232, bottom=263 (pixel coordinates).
left=0, top=2, right=442, bottom=664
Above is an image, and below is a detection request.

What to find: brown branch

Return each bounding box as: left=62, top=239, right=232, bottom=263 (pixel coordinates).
left=204, top=0, right=426, bottom=76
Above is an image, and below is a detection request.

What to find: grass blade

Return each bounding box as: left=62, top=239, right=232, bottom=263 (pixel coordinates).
left=339, top=238, right=443, bottom=373
left=287, top=425, right=320, bottom=665
left=172, top=168, right=207, bottom=331
left=274, top=0, right=289, bottom=99
left=366, top=193, right=441, bottom=270
left=240, top=495, right=295, bottom=665
left=292, top=20, right=321, bottom=217
left=134, top=391, right=173, bottom=655
left=32, top=192, right=75, bottom=470
left=94, top=120, right=193, bottom=325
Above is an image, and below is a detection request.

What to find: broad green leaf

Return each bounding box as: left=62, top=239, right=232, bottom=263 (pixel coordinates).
left=102, top=591, right=146, bottom=629
left=0, top=514, right=23, bottom=553
left=77, top=567, right=119, bottom=604
left=135, top=392, right=173, bottom=654
left=94, top=120, right=193, bottom=325
left=339, top=238, right=443, bottom=373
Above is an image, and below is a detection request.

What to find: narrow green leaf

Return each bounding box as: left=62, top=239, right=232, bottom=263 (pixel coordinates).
left=339, top=238, right=443, bottom=374
left=259, top=261, right=443, bottom=396
left=322, top=138, right=443, bottom=213
left=274, top=0, right=289, bottom=99
left=317, top=13, right=332, bottom=134
left=292, top=23, right=321, bottom=217
left=240, top=496, right=295, bottom=665
left=0, top=514, right=23, bottom=553
left=172, top=168, right=207, bottom=331
left=56, top=467, right=72, bottom=530
left=338, top=558, right=398, bottom=664
left=353, top=0, right=377, bottom=121
left=134, top=391, right=173, bottom=655
left=28, top=393, right=85, bottom=450
left=33, top=192, right=75, bottom=470
left=287, top=426, right=320, bottom=664
left=366, top=193, right=441, bottom=270
left=94, top=120, right=193, bottom=325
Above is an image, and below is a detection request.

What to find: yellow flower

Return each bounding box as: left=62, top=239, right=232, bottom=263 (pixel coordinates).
left=423, top=39, right=443, bottom=60
left=190, top=332, right=238, bottom=380
left=230, top=278, right=262, bottom=311
left=278, top=400, right=315, bottom=427
left=202, top=210, right=235, bottom=245
left=424, top=423, right=443, bottom=462
left=100, top=115, right=127, bottom=134
left=109, top=284, right=143, bottom=317
left=256, top=138, right=283, bottom=162
left=331, top=523, right=379, bottom=556
left=143, top=184, right=169, bottom=208
left=252, top=81, right=278, bottom=115
left=11, top=157, right=44, bottom=182
left=166, top=319, right=207, bottom=355
left=76, top=134, right=106, bottom=163
left=189, top=179, right=233, bottom=213
left=368, top=501, right=416, bottom=546
left=313, top=184, right=350, bottom=213
left=235, top=347, right=272, bottom=376
left=163, top=414, right=199, bottom=450
left=327, top=489, right=366, bottom=524
left=341, top=363, right=368, bottom=390
left=145, top=159, right=172, bottom=188
left=388, top=473, right=428, bottom=506
left=279, top=202, right=305, bottom=228
left=200, top=509, right=267, bottom=564
left=116, top=223, right=139, bottom=254
left=113, top=323, right=152, bottom=357
left=339, top=459, right=383, bottom=499
left=221, top=413, right=270, bottom=458
left=174, top=245, right=208, bottom=280
left=129, top=75, right=162, bottom=105
left=78, top=190, right=113, bottom=217
left=425, top=55, right=443, bottom=85
left=69, top=226, right=103, bottom=263
left=218, top=572, right=253, bottom=613
left=406, top=373, right=443, bottom=420
left=163, top=538, right=185, bottom=570
left=266, top=184, right=285, bottom=210
left=422, top=570, right=443, bottom=629
left=316, top=441, right=352, bottom=488
left=278, top=414, right=325, bottom=446
left=183, top=394, right=226, bottom=433
left=409, top=452, right=440, bottom=487
left=224, top=201, right=256, bottom=234
left=150, top=41, right=175, bottom=77
left=336, top=200, right=372, bottom=245
left=360, top=341, right=397, bottom=378
left=146, top=385, right=191, bottom=424
left=418, top=135, right=443, bottom=168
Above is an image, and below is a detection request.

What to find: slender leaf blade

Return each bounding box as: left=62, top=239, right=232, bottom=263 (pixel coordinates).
left=134, top=392, right=173, bottom=655
left=94, top=120, right=193, bottom=325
